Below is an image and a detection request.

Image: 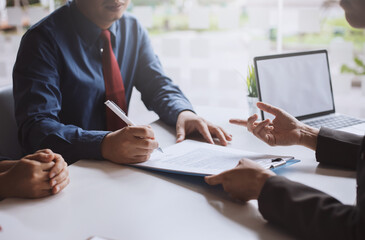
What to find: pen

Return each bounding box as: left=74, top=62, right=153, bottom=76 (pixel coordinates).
left=104, top=100, right=163, bottom=153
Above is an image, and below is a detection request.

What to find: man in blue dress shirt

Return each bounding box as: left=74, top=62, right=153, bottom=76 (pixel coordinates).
left=13, top=0, right=232, bottom=165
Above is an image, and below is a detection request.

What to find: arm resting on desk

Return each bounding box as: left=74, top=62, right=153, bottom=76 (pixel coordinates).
left=258, top=176, right=365, bottom=240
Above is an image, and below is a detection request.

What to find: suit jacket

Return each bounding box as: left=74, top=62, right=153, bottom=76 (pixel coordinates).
left=0, top=156, right=8, bottom=161
left=258, top=127, right=365, bottom=239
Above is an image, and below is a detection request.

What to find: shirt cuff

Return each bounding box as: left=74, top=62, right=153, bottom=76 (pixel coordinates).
left=44, top=130, right=110, bottom=164
left=78, top=130, right=109, bottom=161
left=163, top=103, right=194, bottom=126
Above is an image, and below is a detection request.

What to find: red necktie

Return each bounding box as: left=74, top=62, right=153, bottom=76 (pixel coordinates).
left=100, top=30, right=127, bottom=131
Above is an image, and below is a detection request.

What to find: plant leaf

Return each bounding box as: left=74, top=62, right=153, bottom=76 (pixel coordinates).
left=354, top=57, right=365, bottom=68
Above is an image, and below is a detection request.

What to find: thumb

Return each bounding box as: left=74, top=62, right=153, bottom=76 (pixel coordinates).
left=176, top=123, right=186, bottom=143
left=205, top=174, right=223, bottom=186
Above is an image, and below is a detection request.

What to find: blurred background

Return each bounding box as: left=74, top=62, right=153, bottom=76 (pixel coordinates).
left=1, top=0, right=364, bottom=122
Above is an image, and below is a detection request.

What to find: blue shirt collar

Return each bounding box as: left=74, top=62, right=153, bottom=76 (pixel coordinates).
left=70, top=1, right=119, bottom=47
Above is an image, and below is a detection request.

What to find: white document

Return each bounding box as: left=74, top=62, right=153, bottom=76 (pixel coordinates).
left=133, top=140, right=295, bottom=176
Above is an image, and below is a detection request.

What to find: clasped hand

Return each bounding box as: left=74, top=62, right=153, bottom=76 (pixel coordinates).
left=3, top=149, right=69, bottom=199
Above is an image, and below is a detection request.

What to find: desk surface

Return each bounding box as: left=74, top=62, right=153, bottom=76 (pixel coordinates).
left=0, top=107, right=357, bottom=240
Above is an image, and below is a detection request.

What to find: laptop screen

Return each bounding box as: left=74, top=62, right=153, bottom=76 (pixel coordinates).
left=254, top=50, right=335, bottom=121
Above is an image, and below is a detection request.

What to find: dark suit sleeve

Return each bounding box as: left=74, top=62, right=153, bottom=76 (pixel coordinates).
left=0, top=156, right=9, bottom=161
left=316, top=127, right=363, bottom=169
left=258, top=176, right=365, bottom=239
left=257, top=132, right=365, bottom=239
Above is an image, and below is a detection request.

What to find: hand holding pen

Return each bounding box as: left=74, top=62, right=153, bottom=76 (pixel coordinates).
left=104, top=100, right=163, bottom=156
left=100, top=101, right=162, bottom=164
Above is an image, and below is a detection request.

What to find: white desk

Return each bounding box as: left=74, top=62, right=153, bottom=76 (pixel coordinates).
left=0, top=107, right=357, bottom=240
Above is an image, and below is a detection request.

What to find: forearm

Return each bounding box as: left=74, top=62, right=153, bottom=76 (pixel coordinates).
left=14, top=80, right=108, bottom=164
left=258, top=176, right=363, bottom=239
left=20, top=120, right=108, bottom=164
left=0, top=161, right=18, bottom=172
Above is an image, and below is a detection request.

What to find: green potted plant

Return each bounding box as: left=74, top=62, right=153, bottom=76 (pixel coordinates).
left=246, top=64, right=259, bottom=116
left=341, top=56, right=365, bottom=96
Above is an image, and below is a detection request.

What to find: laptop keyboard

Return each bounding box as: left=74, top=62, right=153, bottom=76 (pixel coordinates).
left=305, top=115, right=365, bottom=129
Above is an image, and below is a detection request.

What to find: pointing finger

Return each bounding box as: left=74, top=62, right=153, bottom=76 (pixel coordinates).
left=229, top=119, right=247, bottom=126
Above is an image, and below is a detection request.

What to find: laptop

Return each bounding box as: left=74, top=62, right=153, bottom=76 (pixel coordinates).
left=254, top=50, right=365, bottom=135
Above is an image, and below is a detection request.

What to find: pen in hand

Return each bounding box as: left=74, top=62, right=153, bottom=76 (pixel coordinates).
left=104, top=100, right=164, bottom=153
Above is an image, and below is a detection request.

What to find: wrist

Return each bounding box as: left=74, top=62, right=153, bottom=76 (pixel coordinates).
left=101, top=132, right=112, bottom=160
left=178, top=110, right=195, bottom=117
left=0, top=160, right=18, bottom=172
left=0, top=171, right=12, bottom=199
left=299, top=125, right=319, bottom=150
